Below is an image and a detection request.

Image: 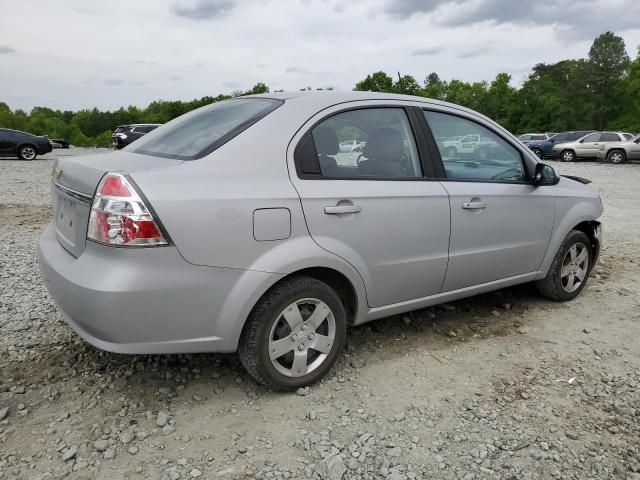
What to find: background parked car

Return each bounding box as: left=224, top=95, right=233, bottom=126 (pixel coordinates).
left=112, top=124, right=161, bottom=149
left=518, top=133, right=550, bottom=144
left=527, top=130, right=596, bottom=159
left=597, top=134, right=640, bottom=164
left=0, top=128, right=53, bottom=160
left=338, top=139, right=365, bottom=152
left=552, top=132, right=631, bottom=162
left=50, top=139, right=70, bottom=149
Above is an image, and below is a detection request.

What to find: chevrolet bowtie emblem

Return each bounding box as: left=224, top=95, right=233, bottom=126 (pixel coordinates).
left=53, top=164, right=63, bottom=179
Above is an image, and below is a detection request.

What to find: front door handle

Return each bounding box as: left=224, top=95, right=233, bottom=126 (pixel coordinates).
left=462, top=201, right=487, bottom=210
left=324, top=205, right=362, bottom=215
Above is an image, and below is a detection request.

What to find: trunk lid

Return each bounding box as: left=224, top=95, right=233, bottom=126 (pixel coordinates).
left=52, top=150, right=182, bottom=258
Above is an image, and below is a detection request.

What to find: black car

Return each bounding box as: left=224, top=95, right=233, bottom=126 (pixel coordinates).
left=0, top=128, right=53, bottom=160
left=527, top=130, right=596, bottom=159
left=50, top=139, right=70, bottom=149
left=112, top=124, right=161, bottom=149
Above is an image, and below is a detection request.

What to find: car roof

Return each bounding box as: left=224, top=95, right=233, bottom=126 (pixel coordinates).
left=117, top=123, right=162, bottom=127
left=249, top=90, right=487, bottom=116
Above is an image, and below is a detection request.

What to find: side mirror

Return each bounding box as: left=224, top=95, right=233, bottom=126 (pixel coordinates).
left=534, top=163, right=559, bottom=186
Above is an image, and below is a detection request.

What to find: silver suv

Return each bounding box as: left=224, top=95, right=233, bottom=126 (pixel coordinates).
left=39, top=92, right=603, bottom=389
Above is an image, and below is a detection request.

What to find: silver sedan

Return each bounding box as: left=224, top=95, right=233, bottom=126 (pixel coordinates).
left=39, top=92, right=603, bottom=389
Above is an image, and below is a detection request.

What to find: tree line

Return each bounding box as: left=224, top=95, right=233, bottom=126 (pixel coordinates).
left=1, top=32, right=638, bottom=148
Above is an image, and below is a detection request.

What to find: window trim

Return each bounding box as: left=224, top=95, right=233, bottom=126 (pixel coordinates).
left=293, top=104, right=438, bottom=181
left=418, top=107, right=535, bottom=185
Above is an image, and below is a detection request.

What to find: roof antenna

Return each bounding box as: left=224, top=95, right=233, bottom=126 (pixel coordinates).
left=397, top=71, right=403, bottom=94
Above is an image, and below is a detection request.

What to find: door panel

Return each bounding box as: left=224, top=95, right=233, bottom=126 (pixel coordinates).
left=423, top=109, right=555, bottom=291
left=441, top=182, right=553, bottom=291
left=297, top=181, right=451, bottom=307
left=288, top=103, right=451, bottom=308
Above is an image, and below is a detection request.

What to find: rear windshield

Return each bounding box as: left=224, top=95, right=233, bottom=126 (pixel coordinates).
left=129, top=98, right=282, bottom=160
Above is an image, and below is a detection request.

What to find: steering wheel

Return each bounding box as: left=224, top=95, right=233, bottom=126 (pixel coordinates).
left=491, top=168, right=523, bottom=180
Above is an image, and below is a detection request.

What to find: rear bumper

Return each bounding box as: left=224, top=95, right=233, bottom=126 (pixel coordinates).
left=38, top=223, right=281, bottom=354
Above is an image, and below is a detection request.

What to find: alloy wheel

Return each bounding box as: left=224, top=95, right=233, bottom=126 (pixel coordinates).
left=268, top=298, right=336, bottom=378
left=610, top=151, right=625, bottom=164
left=560, top=243, right=589, bottom=293
left=21, top=146, right=36, bottom=160
left=562, top=151, right=575, bottom=162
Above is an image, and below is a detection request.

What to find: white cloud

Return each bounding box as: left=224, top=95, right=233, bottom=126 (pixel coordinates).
left=0, top=0, right=639, bottom=111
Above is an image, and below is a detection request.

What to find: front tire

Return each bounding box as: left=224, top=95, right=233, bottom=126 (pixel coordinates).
left=239, top=276, right=347, bottom=390
left=536, top=230, right=592, bottom=301
left=560, top=150, right=576, bottom=162
left=18, top=145, right=37, bottom=161
left=607, top=149, right=626, bottom=164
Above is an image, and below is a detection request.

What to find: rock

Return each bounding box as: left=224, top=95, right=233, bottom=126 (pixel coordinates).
left=190, top=468, right=203, bottom=478
left=119, top=431, right=135, bottom=444
left=162, top=424, right=176, bottom=435
left=316, top=454, right=346, bottom=480
left=350, top=358, right=366, bottom=369
left=128, top=446, right=139, bottom=455
left=0, top=407, right=8, bottom=421
left=387, top=447, right=402, bottom=457
left=447, top=330, right=457, bottom=338
left=62, top=446, right=77, bottom=462
left=238, top=446, right=247, bottom=454
left=157, top=411, right=169, bottom=427
left=387, top=473, right=406, bottom=480
left=104, top=448, right=116, bottom=460
left=296, top=387, right=310, bottom=396
left=94, top=439, right=109, bottom=452
left=565, top=430, right=579, bottom=440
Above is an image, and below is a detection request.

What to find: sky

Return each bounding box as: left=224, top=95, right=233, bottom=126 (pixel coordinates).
left=1, top=0, right=639, bottom=112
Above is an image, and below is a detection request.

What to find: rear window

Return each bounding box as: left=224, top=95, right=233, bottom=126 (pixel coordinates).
left=129, top=98, right=282, bottom=160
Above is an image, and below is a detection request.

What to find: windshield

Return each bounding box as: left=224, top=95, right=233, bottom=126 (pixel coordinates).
left=129, top=98, right=282, bottom=160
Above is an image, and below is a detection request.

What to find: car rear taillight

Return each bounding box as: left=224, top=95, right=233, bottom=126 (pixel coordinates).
left=87, top=173, right=168, bottom=247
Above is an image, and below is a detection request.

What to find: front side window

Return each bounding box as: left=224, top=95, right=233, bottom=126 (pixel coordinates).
left=424, top=111, right=526, bottom=182
left=580, top=133, right=601, bottom=143
left=130, top=98, right=282, bottom=160
left=309, top=108, right=422, bottom=179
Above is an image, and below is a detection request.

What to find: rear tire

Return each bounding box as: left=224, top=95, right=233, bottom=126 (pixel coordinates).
left=536, top=230, right=592, bottom=302
left=239, top=276, right=347, bottom=390
left=607, top=149, right=627, bottom=164
left=531, top=148, right=543, bottom=159
left=18, top=144, right=37, bottom=161
left=560, top=150, right=575, bottom=162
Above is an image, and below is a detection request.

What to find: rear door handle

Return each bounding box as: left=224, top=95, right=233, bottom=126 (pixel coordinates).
left=462, top=201, right=487, bottom=210
left=324, top=205, right=362, bottom=215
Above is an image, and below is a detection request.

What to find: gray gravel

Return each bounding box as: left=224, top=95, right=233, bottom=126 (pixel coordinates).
left=1, top=152, right=639, bottom=479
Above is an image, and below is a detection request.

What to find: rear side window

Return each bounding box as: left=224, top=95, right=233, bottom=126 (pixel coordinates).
left=114, top=127, right=129, bottom=133
left=623, top=133, right=633, bottom=140
left=581, top=133, right=601, bottom=143
left=600, top=133, right=620, bottom=141
left=424, top=111, right=526, bottom=182
left=531, top=135, right=547, bottom=140
left=129, top=98, right=282, bottom=160
left=298, top=108, right=422, bottom=179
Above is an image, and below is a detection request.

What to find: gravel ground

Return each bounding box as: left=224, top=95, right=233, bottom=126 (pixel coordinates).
left=0, top=153, right=639, bottom=480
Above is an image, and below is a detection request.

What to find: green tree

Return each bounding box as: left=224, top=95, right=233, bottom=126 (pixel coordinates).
left=588, top=31, right=630, bottom=129
left=354, top=71, right=394, bottom=92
